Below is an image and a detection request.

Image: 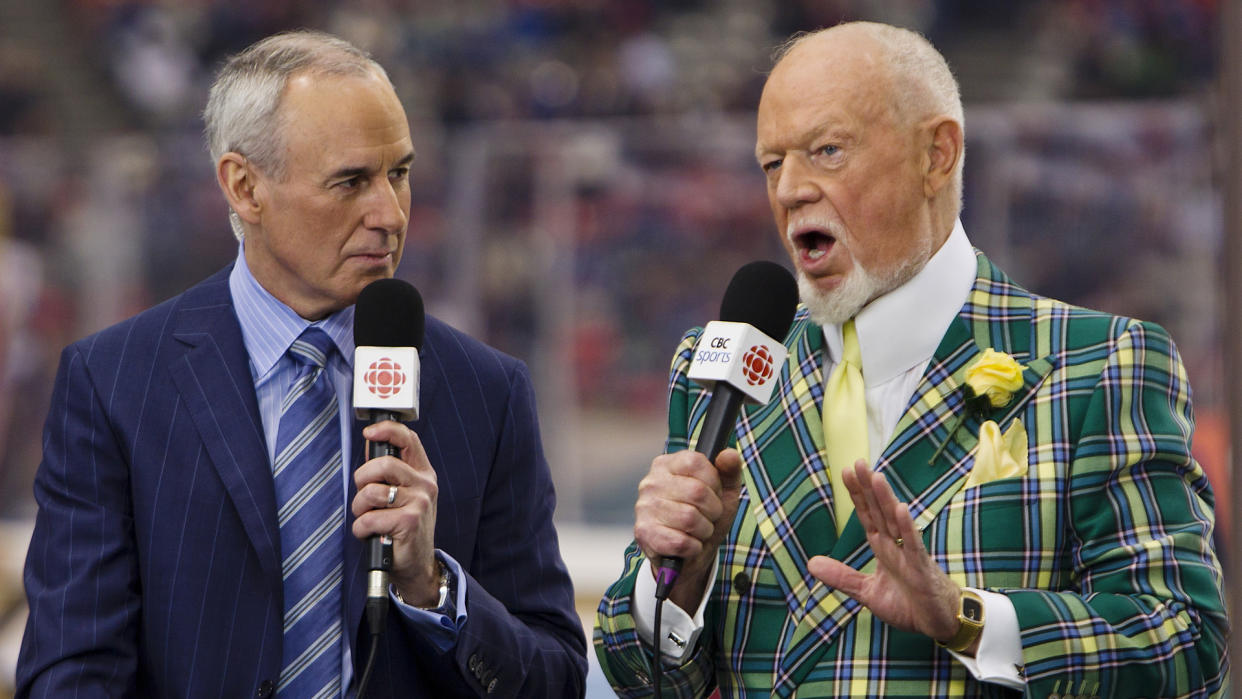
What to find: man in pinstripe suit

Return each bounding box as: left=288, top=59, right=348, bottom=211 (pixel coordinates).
left=17, top=31, right=585, bottom=697
left=595, top=22, right=1228, bottom=698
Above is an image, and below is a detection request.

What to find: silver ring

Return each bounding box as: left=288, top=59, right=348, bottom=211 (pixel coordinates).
left=387, top=484, right=398, bottom=507
left=894, top=537, right=904, bottom=548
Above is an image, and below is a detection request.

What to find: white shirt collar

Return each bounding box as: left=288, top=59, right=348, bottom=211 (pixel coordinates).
left=823, top=219, right=976, bottom=385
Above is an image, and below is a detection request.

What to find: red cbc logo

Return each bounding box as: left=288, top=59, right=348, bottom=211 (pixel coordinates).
left=364, top=357, right=407, bottom=398
left=741, top=345, right=775, bottom=386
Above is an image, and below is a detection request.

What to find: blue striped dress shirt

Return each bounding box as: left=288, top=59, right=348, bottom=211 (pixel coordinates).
left=227, top=247, right=468, bottom=694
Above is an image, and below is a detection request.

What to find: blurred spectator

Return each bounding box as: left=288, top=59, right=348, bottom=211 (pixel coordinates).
left=0, top=45, right=54, bottom=137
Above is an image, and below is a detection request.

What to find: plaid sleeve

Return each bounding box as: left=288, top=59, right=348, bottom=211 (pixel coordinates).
left=594, top=329, right=719, bottom=698
left=1009, top=318, right=1229, bottom=698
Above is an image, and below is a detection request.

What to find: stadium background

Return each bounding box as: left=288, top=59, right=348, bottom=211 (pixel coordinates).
left=0, top=1, right=1236, bottom=696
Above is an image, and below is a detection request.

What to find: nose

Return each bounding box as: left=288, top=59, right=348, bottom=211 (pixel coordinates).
left=774, top=151, right=821, bottom=210
left=364, top=177, right=409, bottom=233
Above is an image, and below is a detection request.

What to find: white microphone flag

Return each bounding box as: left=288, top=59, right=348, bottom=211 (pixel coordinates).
left=687, top=321, right=787, bottom=405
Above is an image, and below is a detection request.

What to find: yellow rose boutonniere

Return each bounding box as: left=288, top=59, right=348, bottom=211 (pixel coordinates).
left=929, top=349, right=1027, bottom=466
left=964, top=348, right=1026, bottom=409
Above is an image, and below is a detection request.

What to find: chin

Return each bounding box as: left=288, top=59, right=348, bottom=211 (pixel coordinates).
left=798, top=253, right=926, bottom=327
left=798, top=270, right=874, bottom=326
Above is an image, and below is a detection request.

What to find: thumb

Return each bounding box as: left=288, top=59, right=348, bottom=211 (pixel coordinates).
left=714, top=448, right=744, bottom=492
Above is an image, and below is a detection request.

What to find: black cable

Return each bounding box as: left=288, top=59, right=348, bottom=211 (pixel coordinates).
left=652, top=595, right=666, bottom=698
left=355, top=631, right=380, bottom=698
left=355, top=594, right=388, bottom=698
left=356, top=413, right=397, bottom=699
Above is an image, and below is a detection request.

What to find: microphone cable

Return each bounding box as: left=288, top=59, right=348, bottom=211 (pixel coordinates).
left=356, top=413, right=399, bottom=699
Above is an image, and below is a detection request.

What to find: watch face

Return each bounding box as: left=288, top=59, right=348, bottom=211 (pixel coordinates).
left=962, top=595, right=983, bottom=623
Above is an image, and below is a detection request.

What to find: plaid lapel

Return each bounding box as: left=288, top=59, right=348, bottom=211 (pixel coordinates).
left=734, top=310, right=838, bottom=627
left=740, top=252, right=1060, bottom=694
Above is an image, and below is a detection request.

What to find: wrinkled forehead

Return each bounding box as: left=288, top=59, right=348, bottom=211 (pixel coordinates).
left=767, top=30, right=893, bottom=107
left=757, top=33, right=897, bottom=146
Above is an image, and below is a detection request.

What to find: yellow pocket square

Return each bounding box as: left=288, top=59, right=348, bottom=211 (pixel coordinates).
left=966, top=419, right=1028, bottom=488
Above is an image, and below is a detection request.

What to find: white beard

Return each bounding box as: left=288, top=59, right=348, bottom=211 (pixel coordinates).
left=797, top=241, right=932, bottom=326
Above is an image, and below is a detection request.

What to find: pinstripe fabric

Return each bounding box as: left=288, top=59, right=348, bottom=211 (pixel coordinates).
left=17, top=264, right=588, bottom=697
left=273, top=328, right=344, bottom=698
left=595, top=251, right=1229, bottom=698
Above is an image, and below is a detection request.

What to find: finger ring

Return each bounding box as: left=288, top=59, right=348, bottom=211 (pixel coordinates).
left=894, top=537, right=904, bottom=547
left=387, top=484, right=398, bottom=507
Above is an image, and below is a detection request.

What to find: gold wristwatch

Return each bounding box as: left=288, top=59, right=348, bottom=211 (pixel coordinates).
left=937, top=588, right=984, bottom=653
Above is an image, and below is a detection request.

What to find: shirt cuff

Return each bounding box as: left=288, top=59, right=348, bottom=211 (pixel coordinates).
left=390, top=550, right=468, bottom=653
left=631, top=554, right=717, bottom=664
left=947, top=587, right=1025, bottom=690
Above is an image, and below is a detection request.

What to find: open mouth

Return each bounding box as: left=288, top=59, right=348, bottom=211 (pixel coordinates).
left=793, top=229, right=835, bottom=262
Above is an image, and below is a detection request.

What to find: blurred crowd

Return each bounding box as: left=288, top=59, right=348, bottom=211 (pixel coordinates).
left=0, top=1, right=1229, bottom=693
left=0, top=0, right=1227, bottom=511
left=0, top=0, right=1222, bottom=145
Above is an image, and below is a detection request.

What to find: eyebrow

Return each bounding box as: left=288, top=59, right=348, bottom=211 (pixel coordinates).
left=327, top=150, right=416, bottom=181
left=755, top=126, right=857, bottom=160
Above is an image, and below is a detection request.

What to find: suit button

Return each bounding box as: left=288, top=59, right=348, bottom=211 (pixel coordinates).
left=487, top=677, right=498, bottom=693
left=468, top=653, right=479, bottom=672
left=256, top=679, right=274, bottom=698
left=733, top=572, right=751, bottom=594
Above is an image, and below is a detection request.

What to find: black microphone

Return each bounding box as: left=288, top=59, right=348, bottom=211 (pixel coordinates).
left=653, top=260, right=798, bottom=600
left=352, top=278, right=424, bottom=641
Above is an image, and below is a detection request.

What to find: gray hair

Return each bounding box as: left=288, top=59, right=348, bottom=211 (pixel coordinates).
left=773, top=22, right=965, bottom=213
left=203, top=30, right=392, bottom=239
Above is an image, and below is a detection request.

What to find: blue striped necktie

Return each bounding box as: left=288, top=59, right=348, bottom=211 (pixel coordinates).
left=274, top=327, right=345, bottom=698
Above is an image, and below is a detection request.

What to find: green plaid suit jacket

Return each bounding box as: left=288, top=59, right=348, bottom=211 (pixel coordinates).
left=595, top=252, right=1228, bottom=698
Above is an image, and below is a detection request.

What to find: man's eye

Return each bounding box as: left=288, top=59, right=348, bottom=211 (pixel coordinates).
left=761, top=159, right=782, bottom=173
left=390, top=167, right=410, bottom=181
left=817, top=145, right=840, bottom=157
left=338, top=177, right=362, bottom=189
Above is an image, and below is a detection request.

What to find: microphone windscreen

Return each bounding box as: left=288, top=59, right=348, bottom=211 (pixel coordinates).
left=354, top=278, right=425, bottom=349
left=719, top=261, right=799, bottom=341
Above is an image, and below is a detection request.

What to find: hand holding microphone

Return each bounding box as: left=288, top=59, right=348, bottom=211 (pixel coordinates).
left=634, top=261, right=798, bottom=610
left=635, top=446, right=745, bottom=612
left=348, top=280, right=442, bottom=615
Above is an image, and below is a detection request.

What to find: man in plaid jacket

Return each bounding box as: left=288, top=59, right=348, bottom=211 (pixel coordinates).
left=594, top=21, right=1229, bottom=699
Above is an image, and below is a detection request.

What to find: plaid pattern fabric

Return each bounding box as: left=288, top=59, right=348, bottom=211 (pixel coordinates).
left=595, top=252, right=1229, bottom=698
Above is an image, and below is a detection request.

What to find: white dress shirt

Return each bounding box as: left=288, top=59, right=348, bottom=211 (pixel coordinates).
left=632, top=221, right=1025, bottom=689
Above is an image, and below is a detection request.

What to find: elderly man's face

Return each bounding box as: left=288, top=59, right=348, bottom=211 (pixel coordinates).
left=755, top=32, right=936, bottom=323
left=243, top=70, right=413, bottom=320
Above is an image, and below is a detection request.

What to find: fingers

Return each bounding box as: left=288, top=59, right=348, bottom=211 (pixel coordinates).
left=634, top=450, right=731, bottom=562
left=351, top=421, right=436, bottom=533
left=808, top=554, right=866, bottom=596
left=355, top=421, right=431, bottom=488
left=351, top=476, right=436, bottom=539
left=352, top=480, right=413, bottom=517
left=844, top=461, right=924, bottom=557
left=714, top=448, right=744, bottom=490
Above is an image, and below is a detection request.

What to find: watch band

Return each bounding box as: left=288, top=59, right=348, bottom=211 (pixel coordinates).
left=937, top=588, right=985, bottom=653
left=416, top=559, right=451, bottom=611
left=394, top=558, right=451, bottom=611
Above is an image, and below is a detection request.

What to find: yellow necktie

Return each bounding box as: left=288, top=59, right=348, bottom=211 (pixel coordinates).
left=823, top=319, right=868, bottom=533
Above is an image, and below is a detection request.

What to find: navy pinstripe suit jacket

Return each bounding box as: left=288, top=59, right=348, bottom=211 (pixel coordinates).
left=16, top=266, right=586, bottom=698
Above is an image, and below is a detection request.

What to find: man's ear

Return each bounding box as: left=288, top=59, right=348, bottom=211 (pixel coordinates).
left=922, top=116, right=963, bottom=198
left=216, top=153, right=263, bottom=226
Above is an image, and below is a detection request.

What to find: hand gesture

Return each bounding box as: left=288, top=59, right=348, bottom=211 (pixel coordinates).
left=807, top=461, right=964, bottom=646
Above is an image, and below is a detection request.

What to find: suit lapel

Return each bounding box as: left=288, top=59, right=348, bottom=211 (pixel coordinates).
left=167, top=269, right=283, bottom=585
left=734, top=312, right=860, bottom=664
